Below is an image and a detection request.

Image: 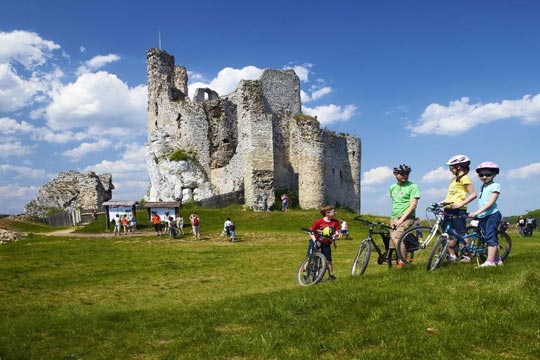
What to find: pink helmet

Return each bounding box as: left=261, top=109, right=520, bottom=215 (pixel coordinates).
left=476, top=161, right=500, bottom=174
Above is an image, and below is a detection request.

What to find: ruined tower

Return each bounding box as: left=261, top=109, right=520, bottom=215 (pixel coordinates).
left=146, top=49, right=361, bottom=211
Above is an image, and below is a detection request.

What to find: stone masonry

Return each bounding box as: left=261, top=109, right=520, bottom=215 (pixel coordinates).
left=146, top=49, right=361, bottom=211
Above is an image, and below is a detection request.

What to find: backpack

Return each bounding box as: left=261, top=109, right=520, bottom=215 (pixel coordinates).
left=193, top=217, right=199, bottom=226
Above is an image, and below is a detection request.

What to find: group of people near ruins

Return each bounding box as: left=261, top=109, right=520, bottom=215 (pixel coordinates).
left=306, top=154, right=505, bottom=282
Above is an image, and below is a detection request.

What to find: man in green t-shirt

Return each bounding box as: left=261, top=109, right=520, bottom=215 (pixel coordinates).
left=389, top=164, right=420, bottom=268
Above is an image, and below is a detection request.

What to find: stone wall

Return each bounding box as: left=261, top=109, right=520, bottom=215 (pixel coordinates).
left=145, top=48, right=361, bottom=211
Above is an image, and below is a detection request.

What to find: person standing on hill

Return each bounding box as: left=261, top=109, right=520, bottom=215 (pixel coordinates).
left=307, top=205, right=340, bottom=281
left=151, top=212, right=163, bottom=236
left=191, top=214, right=200, bottom=240
left=441, top=155, right=477, bottom=262
left=389, top=164, right=420, bottom=268
left=176, top=214, right=184, bottom=236
left=469, top=162, right=503, bottom=267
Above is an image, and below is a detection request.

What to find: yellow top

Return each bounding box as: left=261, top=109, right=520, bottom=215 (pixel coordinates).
left=444, top=175, right=472, bottom=209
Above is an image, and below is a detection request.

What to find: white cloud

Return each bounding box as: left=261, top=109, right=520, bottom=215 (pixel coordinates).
left=289, top=65, right=311, bottom=82
left=85, top=143, right=149, bottom=201
left=0, top=63, right=43, bottom=112
left=0, top=117, right=90, bottom=144
left=421, top=166, right=452, bottom=183
left=0, top=117, right=34, bottom=134
left=302, top=86, right=332, bottom=103
left=0, top=141, right=34, bottom=158
left=62, top=138, right=112, bottom=161
left=0, top=183, right=39, bottom=214
left=421, top=187, right=448, bottom=199
left=0, top=30, right=60, bottom=69
left=77, top=54, right=121, bottom=74
left=45, top=71, right=147, bottom=135
left=506, top=162, right=540, bottom=179
left=362, top=166, right=394, bottom=186
left=0, top=164, right=53, bottom=179
left=410, top=95, right=540, bottom=136
left=188, top=65, right=264, bottom=97
left=303, top=104, right=357, bottom=125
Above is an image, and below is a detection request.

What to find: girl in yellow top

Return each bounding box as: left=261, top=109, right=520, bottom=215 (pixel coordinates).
left=442, top=155, right=477, bottom=261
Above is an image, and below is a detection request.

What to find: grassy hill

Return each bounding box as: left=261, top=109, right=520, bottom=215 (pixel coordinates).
left=1, top=207, right=538, bottom=359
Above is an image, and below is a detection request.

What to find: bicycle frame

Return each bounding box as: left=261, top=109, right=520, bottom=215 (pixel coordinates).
left=351, top=217, right=397, bottom=275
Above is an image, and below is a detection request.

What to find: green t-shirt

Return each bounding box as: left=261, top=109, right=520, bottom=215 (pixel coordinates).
left=389, top=181, right=420, bottom=218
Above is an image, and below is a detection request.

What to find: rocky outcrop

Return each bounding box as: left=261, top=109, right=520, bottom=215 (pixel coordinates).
left=0, top=229, right=22, bottom=244
left=146, top=49, right=361, bottom=211
left=24, top=171, right=114, bottom=217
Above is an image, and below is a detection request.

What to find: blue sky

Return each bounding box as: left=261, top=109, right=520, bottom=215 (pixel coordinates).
left=1, top=0, right=539, bottom=217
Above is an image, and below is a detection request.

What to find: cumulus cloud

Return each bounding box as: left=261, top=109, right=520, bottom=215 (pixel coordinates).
left=303, top=104, right=357, bottom=125
left=62, top=138, right=112, bottom=161
left=362, top=166, right=394, bottom=186
left=410, top=95, right=540, bottom=136
left=45, top=71, right=147, bottom=135
left=302, top=86, right=332, bottom=103
left=421, top=187, right=448, bottom=199
left=0, top=164, right=54, bottom=179
left=0, top=141, right=34, bottom=158
left=288, top=64, right=312, bottom=82
left=0, top=117, right=90, bottom=144
left=188, top=66, right=264, bottom=97
left=0, top=183, right=39, bottom=214
left=0, top=63, right=44, bottom=112
left=421, top=167, right=452, bottom=183
left=0, top=30, right=60, bottom=69
left=85, top=143, right=149, bottom=200
left=506, top=162, right=540, bottom=179
left=77, top=54, right=120, bottom=74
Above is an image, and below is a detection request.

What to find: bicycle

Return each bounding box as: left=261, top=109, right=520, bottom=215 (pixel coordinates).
left=296, top=228, right=331, bottom=286
left=426, top=216, right=512, bottom=271
left=351, top=216, right=398, bottom=276
left=396, top=202, right=451, bottom=265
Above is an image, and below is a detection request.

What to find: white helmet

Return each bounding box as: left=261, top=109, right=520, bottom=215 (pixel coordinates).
left=446, top=155, right=471, bottom=167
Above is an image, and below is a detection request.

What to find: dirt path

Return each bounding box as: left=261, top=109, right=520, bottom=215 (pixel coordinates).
left=42, top=228, right=155, bottom=238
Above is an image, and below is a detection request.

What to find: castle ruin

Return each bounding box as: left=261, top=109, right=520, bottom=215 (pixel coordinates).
left=146, top=49, right=361, bottom=211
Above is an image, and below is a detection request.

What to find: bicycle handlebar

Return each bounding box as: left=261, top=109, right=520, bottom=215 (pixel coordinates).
left=354, top=216, right=391, bottom=230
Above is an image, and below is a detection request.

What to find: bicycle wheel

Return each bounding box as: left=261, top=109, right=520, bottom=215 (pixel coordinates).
left=426, top=235, right=448, bottom=271
left=297, top=252, right=327, bottom=286
left=351, top=240, right=371, bottom=276
left=478, top=231, right=512, bottom=262
left=396, top=226, right=439, bottom=264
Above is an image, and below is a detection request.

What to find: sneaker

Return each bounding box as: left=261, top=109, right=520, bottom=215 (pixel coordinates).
left=495, top=259, right=504, bottom=266
left=396, top=262, right=405, bottom=269
left=447, top=255, right=458, bottom=262
left=328, top=274, right=337, bottom=281
left=407, top=257, right=416, bottom=264
left=478, top=260, right=496, bottom=268
left=460, top=256, right=471, bottom=263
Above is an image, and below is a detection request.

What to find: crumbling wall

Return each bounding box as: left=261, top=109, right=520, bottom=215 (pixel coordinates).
left=145, top=48, right=361, bottom=211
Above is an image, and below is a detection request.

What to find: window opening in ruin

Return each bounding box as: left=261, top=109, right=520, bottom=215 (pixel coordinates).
left=352, top=151, right=356, bottom=157
left=222, top=139, right=230, bottom=144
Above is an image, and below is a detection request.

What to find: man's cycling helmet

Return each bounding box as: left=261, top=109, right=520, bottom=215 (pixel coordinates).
left=475, top=161, right=500, bottom=174
left=393, top=164, right=412, bottom=175
left=446, top=154, right=471, bottom=167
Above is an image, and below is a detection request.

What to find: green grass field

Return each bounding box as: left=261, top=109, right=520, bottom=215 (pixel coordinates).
left=1, top=208, right=539, bottom=359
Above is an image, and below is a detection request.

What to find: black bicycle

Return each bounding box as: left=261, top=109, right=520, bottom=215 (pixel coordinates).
left=351, top=216, right=398, bottom=275
left=296, top=228, right=329, bottom=286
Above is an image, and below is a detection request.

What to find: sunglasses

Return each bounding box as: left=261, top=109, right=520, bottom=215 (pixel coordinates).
left=478, top=173, right=494, bottom=178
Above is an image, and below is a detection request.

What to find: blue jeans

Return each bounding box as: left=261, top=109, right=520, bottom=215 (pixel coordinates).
left=479, top=211, right=501, bottom=247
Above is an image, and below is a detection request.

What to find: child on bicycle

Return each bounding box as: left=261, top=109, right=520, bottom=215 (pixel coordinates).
left=468, top=162, right=503, bottom=267
left=389, top=164, right=420, bottom=268
left=307, top=205, right=340, bottom=280
left=441, top=155, right=477, bottom=262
